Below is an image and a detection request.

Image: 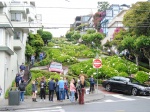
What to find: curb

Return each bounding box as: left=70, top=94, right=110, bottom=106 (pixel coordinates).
left=0, top=94, right=105, bottom=111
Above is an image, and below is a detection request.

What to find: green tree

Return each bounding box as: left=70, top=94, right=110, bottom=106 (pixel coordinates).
left=97, top=1, right=109, bottom=12
left=41, top=31, right=52, bottom=42
left=86, top=29, right=96, bottom=34
left=37, top=29, right=43, bottom=37
left=81, top=34, right=92, bottom=46
left=123, top=2, right=150, bottom=36
left=65, top=31, right=74, bottom=41
left=104, top=40, right=112, bottom=49
left=135, top=35, right=150, bottom=68
left=121, top=36, right=140, bottom=66
left=91, top=32, right=104, bottom=48
left=71, top=33, right=81, bottom=42
left=25, top=44, right=35, bottom=62
left=27, top=33, right=44, bottom=57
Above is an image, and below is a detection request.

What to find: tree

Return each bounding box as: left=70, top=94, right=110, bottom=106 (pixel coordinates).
left=97, top=1, right=109, bottom=12
left=65, top=31, right=74, bottom=41
left=86, top=29, right=96, bottom=34
left=91, top=32, right=104, bottom=48
left=104, top=40, right=112, bottom=49
left=123, top=2, right=150, bottom=36
left=25, top=44, right=35, bottom=62
left=71, top=33, right=81, bottom=42
left=121, top=36, right=140, bottom=66
left=27, top=33, right=44, bottom=58
left=41, top=31, right=52, bottom=43
left=81, top=34, right=92, bottom=46
left=135, top=36, right=150, bottom=68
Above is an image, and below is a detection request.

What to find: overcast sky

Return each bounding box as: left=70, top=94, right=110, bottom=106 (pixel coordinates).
left=9, top=0, right=148, bottom=37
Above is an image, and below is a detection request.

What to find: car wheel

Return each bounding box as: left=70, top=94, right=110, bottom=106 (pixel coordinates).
left=105, top=84, right=111, bottom=92
left=131, top=88, right=138, bottom=96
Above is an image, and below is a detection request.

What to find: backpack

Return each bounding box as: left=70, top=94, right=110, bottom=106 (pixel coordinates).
left=19, top=83, right=25, bottom=91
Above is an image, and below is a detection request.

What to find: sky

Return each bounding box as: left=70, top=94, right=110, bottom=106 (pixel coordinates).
left=9, top=0, right=148, bottom=37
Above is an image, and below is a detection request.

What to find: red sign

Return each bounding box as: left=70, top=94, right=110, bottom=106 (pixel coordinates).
left=93, top=59, right=102, bottom=68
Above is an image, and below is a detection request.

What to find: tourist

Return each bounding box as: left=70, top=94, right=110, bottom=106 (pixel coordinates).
left=31, top=54, right=35, bottom=66
left=73, top=78, right=78, bottom=101
left=0, top=86, right=2, bottom=97
left=78, top=75, right=86, bottom=104
left=48, top=78, right=55, bottom=102
left=20, top=69, right=24, bottom=81
left=55, top=79, right=59, bottom=101
left=32, top=80, right=37, bottom=102
left=64, top=77, right=69, bottom=99
left=58, top=77, right=64, bottom=102
left=70, top=79, right=76, bottom=102
left=20, top=63, right=26, bottom=71
left=15, top=73, right=21, bottom=87
left=89, top=75, right=95, bottom=93
left=40, top=77, right=47, bottom=101
left=39, top=52, right=44, bottom=61
left=19, top=80, right=27, bottom=102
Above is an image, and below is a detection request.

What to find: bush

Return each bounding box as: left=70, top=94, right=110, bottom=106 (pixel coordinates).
left=135, top=71, right=149, bottom=84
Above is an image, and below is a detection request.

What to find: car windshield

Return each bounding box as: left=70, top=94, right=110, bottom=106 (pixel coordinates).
left=50, top=64, right=62, bottom=69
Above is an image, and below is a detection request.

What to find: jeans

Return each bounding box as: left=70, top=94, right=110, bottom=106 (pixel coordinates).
left=59, top=88, right=64, bottom=101
left=20, top=91, right=25, bottom=101
left=70, top=91, right=75, bottom=102
left=64, top=89, right=69, bottom=99
left=49, top=90, right=54, bottom=101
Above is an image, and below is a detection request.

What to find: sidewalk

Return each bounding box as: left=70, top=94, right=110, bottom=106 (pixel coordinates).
left=0, top=90, right=104, bottom=111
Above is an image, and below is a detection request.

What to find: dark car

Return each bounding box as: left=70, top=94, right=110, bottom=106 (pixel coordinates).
left=48, top=62, right=64, bottom=74
left=102, top=76, right=150, bottom=96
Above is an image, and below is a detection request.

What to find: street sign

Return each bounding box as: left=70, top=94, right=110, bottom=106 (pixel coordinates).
left=93, top=59, right=102, bottom=68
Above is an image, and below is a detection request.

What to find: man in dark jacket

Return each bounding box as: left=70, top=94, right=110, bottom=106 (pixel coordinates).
left=48, top=78, right=55, bottom=102
left=89, top=75, right=95, bottom=93
left=15, top=74, right=21, bottom=87
left=20, top=63, right=26, bottom=71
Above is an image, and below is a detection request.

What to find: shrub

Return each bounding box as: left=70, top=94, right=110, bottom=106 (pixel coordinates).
left=118, top=72, right=129, bottom=77
left=135, top=71, right=149, bottom=84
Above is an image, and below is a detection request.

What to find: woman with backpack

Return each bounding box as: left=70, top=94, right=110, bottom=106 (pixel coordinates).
left=19, top=80, right=27, bottom=102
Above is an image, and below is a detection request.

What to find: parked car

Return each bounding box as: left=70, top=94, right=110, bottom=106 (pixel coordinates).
left=48, top=62, right=64, bottom=74
left=102, top=76, right=150, bottom=96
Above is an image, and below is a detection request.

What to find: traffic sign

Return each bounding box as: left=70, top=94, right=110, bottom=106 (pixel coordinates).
left=93, top=59, right=102, bottom=68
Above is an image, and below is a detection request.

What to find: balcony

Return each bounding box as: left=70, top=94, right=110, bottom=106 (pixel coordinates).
left=0, top=46, right=14, bottom=55
left=0, top=14, right=13, bottom=28
left=13, top=39, right=22, bottom=50
left=10, top=3, right=26, bottom=14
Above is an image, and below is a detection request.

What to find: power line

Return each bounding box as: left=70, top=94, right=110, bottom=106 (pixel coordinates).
left=1, top=26, right=150, bottom=29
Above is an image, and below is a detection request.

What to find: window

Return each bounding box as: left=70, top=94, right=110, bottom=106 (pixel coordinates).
left=14, top=31, right=21, bottom=39
left=11, top=13, right=21, bottom=21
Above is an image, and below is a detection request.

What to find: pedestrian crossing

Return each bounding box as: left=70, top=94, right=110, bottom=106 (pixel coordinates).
left=86, top=94, right=150, bottom=104
left=15, top=106, right=65, bottom=112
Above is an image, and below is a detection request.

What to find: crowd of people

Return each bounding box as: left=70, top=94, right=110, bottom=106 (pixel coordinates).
left=15, top=62, right=95, bottom=105
left=30, top=75, right=88, bottom=104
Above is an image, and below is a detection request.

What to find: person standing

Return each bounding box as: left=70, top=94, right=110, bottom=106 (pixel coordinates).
left=19, top=80, right=27, bottom=102
left=40, top=77, right=46, bottom=101
left=64, top=77, right=69, bottom=99
left=20, top=63, right=26, bottom=72
left=15, top=74, right=21, bottom=87
left=55, top=79, right=59, bottom=101
left=48, top=78, right=55, bottom=102
left=78, top=75, right=86, bottom=104
left=39, top=52, right=44, bottom=61
left=58, top=77, right=64, bottom=102
left=70, top=79, right=76, bottom=102
left=31, top=54, right=35, bottom=66
left=73, top=78, right=78, bottom=101
left=32, top=80, right=37, bottom=102
left=89, top=75, right=95, bottom=93
left=20, top=70, right=24, bottom=81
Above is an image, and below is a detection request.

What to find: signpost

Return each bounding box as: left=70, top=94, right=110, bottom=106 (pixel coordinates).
left=93, top=58, right=102, bottom=93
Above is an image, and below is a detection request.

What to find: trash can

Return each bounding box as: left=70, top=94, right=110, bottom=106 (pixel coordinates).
left=8, top=87, right=20, bottom=105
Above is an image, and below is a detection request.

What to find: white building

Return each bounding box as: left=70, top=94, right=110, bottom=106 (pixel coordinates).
left=0, top=1, right=42, bottom=99
left=101, top=8, right=128, bottom=45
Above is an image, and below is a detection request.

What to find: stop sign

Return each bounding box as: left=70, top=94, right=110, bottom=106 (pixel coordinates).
left=93, top=59, right=102, bottom=68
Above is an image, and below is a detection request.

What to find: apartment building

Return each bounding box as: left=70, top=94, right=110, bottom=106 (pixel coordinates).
left=0, top=1, right=42, bottom=98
